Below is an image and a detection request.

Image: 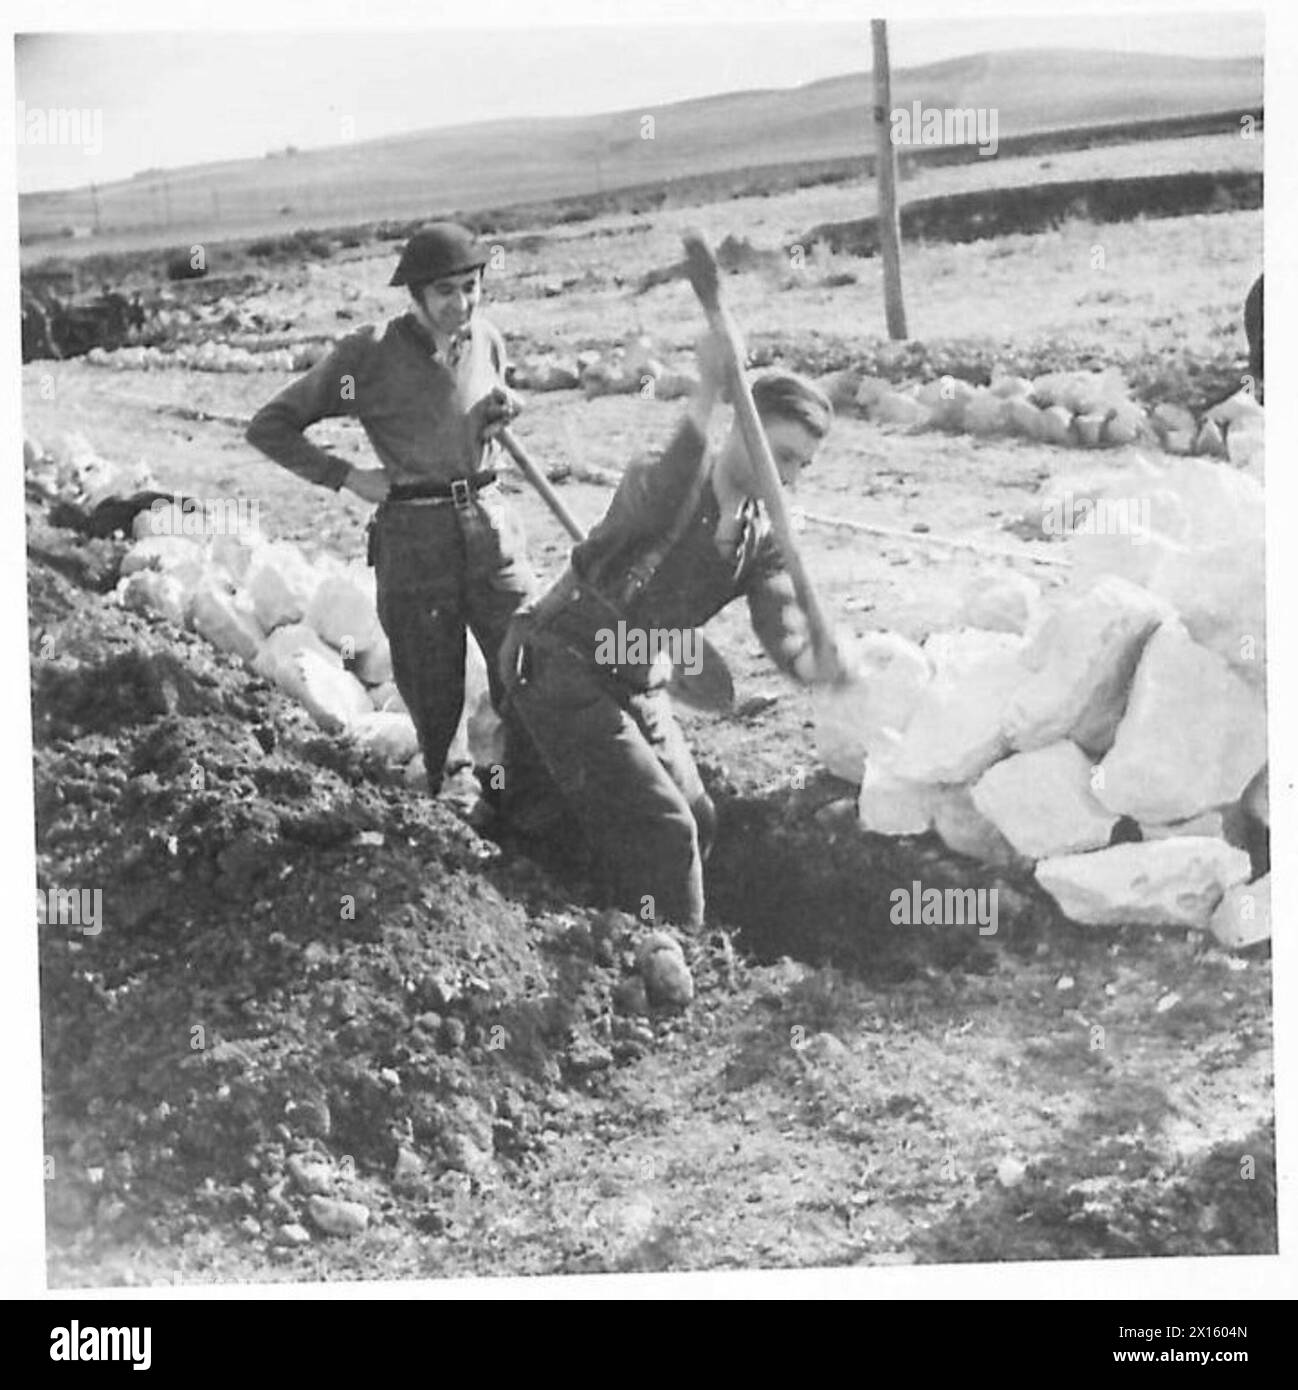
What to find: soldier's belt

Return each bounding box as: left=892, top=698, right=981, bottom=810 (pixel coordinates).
left=386, top=472, right=498, bottom=507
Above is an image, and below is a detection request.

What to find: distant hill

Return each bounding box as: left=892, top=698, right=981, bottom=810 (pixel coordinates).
left=20, top=48, right=1261, bottom=246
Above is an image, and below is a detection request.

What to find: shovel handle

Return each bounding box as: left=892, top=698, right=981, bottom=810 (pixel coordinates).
left=681, top=231, right=840, bottom=677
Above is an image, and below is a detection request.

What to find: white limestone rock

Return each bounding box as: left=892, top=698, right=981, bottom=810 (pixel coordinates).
left=1032, top=370, right=1128, bottom=416
left=253, top=623, right=342, bottom=685
left=1058, top=457, right=1265, bottom=685
left=283, top=656, right=373, bottom=733
left=307, top=1196, right=369, bottom=1238
left=466, top=692, right=505, bottom=770
left=963, top=391, right=1011, bottom=437
left=1103, top=403, right=1148, bottom=447
left=256, top=630, right=370, bottom=731
left=1194, top=419, right=1227, bottom=458
left=1206, top=390, right=1264, bottom=430
left=350, top=711, right=421, bottom=763
left=915, top=376, right=974, bottom=430
left=1146, top=538, right=1265, bottom=688
left=190, top=580, right=265, bottom=664
left=813, top=632, right=932, bottom=784
left=853, top=375, right=894, bottom=414
left=369, top=681, right=408, bottom=714
left=990, top=374, right=1032, bottom=400
left=208, top=531, right=264, bottom=582
left=1074, top=411, right=1108, bottom=448
left=1038, top=405, right=1075, bottom=445
left=1004, top=576, right=1167, bottom=756
left=958, top=572, right=1041, bottom=636
left=1243, top=767, right=1268, bottom=827
left=857, top=758, right=939, bottom=836
left=1035, top=838, right=1251, bottom=928
left=886, top=631, right=1026, bottom=784
left=1004, top=397, right=1047, bottom=441
left=1097, top=622, right=1268, bottom=825
left=117, top=570, right=194, bottom=628
left=873, top=391, right=930, bottom=430
left=1152, top=402, right=1197, bottom=453
left=306, top=567, right=383, bottom=655
left=354, top=634, right=393, bottom=686
left=971, top=741, right=1117, bottom=861
left=246, top=543, right=321, bottom=632
left=1226, top=413, right=1264, bottom=472
left=1209, top=875, right=1271, bottom=950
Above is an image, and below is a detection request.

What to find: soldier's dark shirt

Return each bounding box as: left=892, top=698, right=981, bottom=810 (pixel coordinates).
left=539, top=417, right=811, bottom=687
left=245, top=312, right=507, bottom=490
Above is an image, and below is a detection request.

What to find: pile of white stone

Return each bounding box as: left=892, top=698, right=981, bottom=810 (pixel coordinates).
left=815, top=451, right=1269, bottom=950
left=84, top=342, right=314, bottom=374
left=825, top=367, right=1264, bottom=473
left=512, top=336, right=700, bottom=400
left=25, top=431, right=158, bottom=512
left=27, top=433, right=501, bottom=783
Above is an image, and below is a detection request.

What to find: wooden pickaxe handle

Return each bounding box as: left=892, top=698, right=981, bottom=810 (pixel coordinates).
left=498, top=427, right=586, bottom=543
left=681, top=230, right=841, bottom=678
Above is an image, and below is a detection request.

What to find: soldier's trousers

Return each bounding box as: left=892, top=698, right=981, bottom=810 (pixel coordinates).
left=506, top=642, right=717, bottom=928
left=371, top=491, right=534, bottom=794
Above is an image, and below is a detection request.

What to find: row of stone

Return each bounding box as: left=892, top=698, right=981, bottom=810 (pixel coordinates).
left=514, top=345, right=1264, bottom=476
left=824, top=368, right=1264, bottom=470
left=512, top=336, right=700, bottom=400
left=83, top=342, right=315, bottom=373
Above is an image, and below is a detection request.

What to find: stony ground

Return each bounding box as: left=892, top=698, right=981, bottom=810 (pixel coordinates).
left=26, top=135, right=1274, bottom=1286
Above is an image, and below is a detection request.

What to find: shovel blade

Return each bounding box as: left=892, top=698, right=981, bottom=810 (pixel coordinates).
left=667, top=631, right=735, bottom=713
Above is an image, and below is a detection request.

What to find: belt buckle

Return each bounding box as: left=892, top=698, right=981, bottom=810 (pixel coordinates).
left=450, top=478, right=472, bottom=509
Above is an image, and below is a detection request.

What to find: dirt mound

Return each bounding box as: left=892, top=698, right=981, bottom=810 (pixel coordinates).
left=32, top=514, right=704, bottom=1281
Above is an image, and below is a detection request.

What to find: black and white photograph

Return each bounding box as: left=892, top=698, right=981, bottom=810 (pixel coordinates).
left=5, top=0, right=1292, bottom=1311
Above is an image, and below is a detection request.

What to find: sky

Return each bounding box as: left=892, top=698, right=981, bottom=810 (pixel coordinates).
left=11, top=4, right=1267, bottom=194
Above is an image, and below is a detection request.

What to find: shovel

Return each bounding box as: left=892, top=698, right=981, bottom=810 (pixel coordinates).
left=498, top=426, right=736, bottom=713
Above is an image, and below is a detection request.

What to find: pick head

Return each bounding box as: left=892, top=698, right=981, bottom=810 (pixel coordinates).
left=681, top=230, right=721, bottom=312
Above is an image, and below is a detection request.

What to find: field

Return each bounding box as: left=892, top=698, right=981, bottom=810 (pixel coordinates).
left=25, top=125, right=1272, bottom=1286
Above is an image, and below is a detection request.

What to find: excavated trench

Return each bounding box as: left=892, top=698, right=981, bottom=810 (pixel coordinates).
left=706, top=783, right=1054, bottom=981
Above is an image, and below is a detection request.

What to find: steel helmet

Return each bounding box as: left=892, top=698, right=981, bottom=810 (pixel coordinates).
left=389, top=222, right=488, bottom=287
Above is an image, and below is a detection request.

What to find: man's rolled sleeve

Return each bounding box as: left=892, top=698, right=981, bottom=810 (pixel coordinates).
left=743, top=531, right=814, bottom=681
left=245, top=334, right=367, bottom=491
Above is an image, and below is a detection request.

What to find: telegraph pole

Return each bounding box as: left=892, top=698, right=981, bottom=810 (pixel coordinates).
left=871, top=19, right=908, bottom=339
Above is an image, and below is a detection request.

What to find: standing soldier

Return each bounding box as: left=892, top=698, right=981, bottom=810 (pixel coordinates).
left=499, top=331, right=840, bottom=928
left=246, top=222, right=532, bottom=803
